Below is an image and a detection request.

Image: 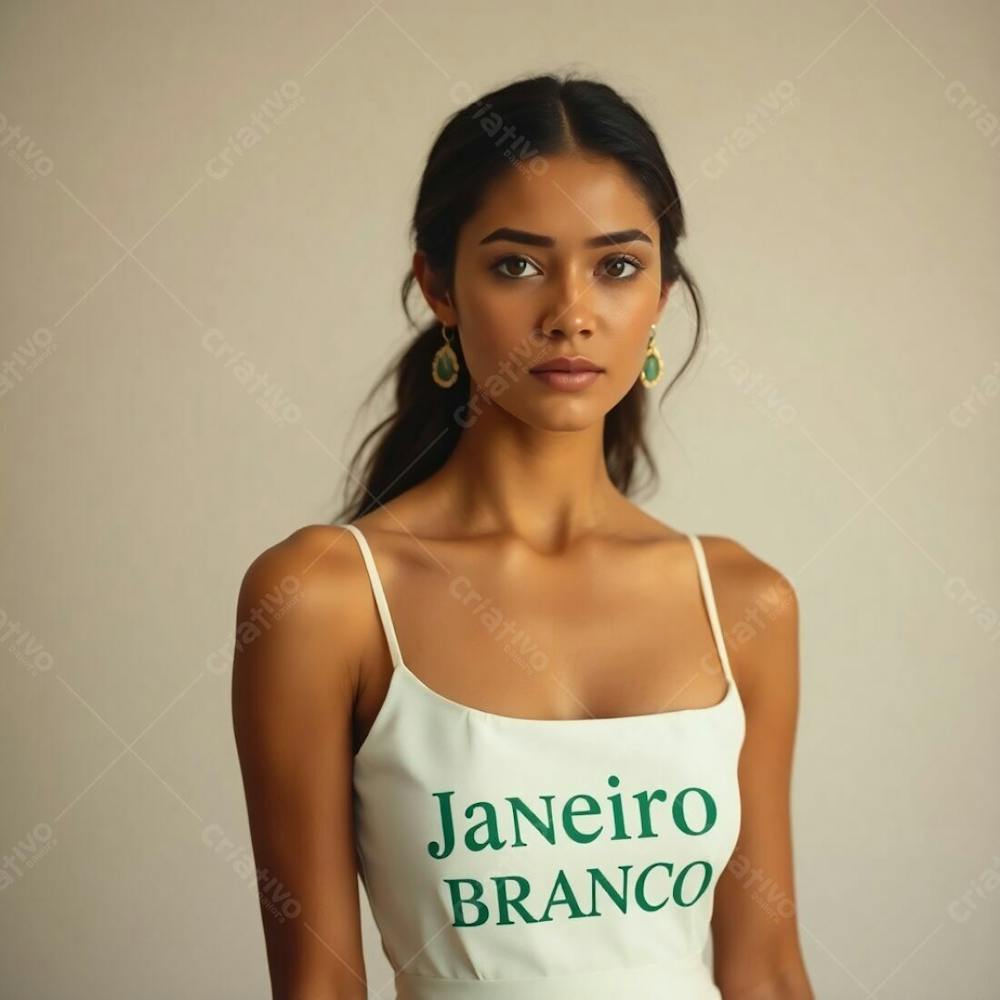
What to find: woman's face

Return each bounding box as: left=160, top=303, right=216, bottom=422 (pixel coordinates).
left=440, top=152, right=671, bottom=430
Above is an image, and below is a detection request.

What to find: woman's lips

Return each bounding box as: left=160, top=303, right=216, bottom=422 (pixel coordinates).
left=529, top=369, right=603, bottom=391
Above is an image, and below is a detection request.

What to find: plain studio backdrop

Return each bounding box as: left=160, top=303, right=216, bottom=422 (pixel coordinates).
left=2, top=2, right=998, bottom=997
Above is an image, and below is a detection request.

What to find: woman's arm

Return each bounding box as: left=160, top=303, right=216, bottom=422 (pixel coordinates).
left=708, top=539, right=814, bottom=999
left=232, top=527, right=370, bottom=1000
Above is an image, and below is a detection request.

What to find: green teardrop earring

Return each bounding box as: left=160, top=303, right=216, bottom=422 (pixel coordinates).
left=432, top=323, right=460, bottom=388
left=640, top=323, right=663, bottom=388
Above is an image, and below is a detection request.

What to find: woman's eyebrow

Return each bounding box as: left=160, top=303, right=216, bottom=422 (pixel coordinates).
left=478, top=227, right=653, bottom=248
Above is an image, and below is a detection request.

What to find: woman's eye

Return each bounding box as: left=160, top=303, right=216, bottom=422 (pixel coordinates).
left=602, top=255, right=643, bottom=279
left=493, top=255, right=541, bottom=279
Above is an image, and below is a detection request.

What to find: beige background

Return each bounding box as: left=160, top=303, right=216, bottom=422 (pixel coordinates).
left=2, top=1, right=998, bottom=997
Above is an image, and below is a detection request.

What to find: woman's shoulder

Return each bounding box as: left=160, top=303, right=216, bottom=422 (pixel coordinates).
left=235, top=523, right=376, bottom=650
left=231, top=524, right=386, bottom=736
left=697, top=533, right=796, bottom=618
left=240, top=522, right=367, bottom=588
left=687, top=530, right=800, bottom=702
left=628, top=507, right=797, bottom=624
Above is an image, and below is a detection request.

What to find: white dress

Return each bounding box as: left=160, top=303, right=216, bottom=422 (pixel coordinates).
left=341, top=522, right=745, bottom=999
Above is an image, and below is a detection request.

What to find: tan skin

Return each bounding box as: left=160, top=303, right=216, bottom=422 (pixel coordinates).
left=232, top=152, right=814, bottom=1000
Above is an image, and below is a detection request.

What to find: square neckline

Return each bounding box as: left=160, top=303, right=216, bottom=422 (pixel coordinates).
left=393, top=645, right=737, bottom=725
left=340, top=523, right=742, bottom=736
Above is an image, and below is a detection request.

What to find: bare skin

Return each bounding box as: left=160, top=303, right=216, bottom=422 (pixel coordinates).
left=232, top=152, right=813, bottom=999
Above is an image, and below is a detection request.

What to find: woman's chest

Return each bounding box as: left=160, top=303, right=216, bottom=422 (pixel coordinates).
left=367, top=545, right=729, bottom=723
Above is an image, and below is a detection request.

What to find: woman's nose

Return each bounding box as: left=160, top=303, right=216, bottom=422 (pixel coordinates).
left=540, top=267, right=596, bottom=339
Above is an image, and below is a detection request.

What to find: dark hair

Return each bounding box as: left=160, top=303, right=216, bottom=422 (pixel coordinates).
left=333, top=71, right=704, bottom=524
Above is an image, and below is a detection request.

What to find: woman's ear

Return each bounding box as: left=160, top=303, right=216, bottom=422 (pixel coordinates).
left=658, top=279, right=675, bottom=314
left=412, top=250, right=458, bottom=326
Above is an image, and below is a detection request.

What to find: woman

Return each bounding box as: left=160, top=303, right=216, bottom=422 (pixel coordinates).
left=232, top=73, right=813, bottom=1000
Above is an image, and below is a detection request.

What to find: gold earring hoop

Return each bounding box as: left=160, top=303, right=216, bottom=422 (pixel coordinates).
left=640, top=323, right=663, bottom=388
left=432, top=323, right=460, bottom=388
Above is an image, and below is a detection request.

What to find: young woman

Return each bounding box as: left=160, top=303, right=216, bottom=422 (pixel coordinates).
left=233, top=73, right=813, bottom=1000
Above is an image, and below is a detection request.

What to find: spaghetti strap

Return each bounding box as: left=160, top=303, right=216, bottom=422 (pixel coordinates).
left=687, top=534, right=735, bottom=688
left=339, top=523, right=404, bottom=671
